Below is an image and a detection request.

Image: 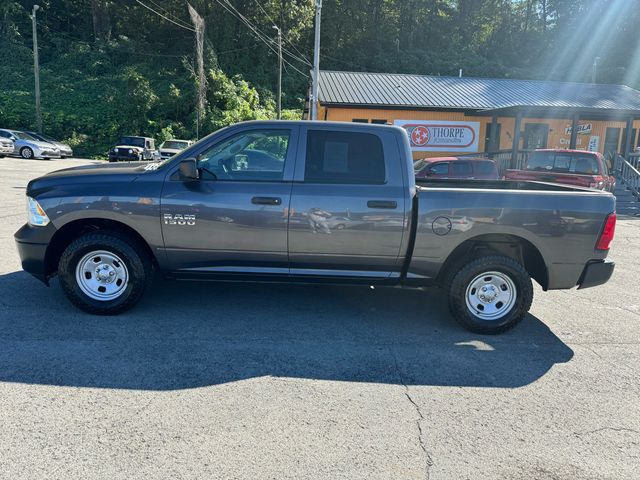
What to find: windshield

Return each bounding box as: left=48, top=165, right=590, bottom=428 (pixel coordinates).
left=12, top=131, right=37, bottom=141
left=118, top=136, right=145, bottom=147
left=162, top=140, right=189, bottom=149
left=527, top=152, right=600, bottom=175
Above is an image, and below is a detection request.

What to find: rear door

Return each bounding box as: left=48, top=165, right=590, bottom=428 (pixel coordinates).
left=288, top=126, right=408, bottom=278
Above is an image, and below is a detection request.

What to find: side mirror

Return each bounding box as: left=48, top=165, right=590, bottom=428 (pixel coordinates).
left=179, top=158, right=199, bottom=181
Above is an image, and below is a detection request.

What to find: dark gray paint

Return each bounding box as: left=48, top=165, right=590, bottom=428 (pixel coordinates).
left=17, top=121, right=615, bottom=290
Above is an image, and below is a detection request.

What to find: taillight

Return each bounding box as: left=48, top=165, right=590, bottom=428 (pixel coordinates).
left=596, top=212, right=616, bottom=250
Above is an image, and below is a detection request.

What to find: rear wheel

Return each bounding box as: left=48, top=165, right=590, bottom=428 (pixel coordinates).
left=446, top=255, right=533, bottom=334
left=58, top=231, right=152, bottom=315
left=20, top=147, right=34, bottom=159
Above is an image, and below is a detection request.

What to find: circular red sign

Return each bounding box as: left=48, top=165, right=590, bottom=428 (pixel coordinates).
left=411, top=126, right=430, bottom=146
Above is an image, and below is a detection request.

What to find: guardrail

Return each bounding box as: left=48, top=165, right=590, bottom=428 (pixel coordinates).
left=617, top=153, right=640, bottom=198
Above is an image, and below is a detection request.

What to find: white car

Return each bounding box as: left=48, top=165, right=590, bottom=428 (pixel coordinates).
left=158, top=139, right=193, bottom=159
left=0, top=137, right=13, bottom=157
left=0, top=129, right=61, bottom=159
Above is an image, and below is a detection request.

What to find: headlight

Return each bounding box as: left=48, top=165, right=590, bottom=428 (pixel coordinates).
left=27, top=197, right=50, bottom=226
left=113, top=148, right=119, bottom=153
left=128, top=149, right=133, bottom=154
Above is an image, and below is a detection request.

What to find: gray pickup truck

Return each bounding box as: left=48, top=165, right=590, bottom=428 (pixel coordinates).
left=15, top=121, right=616, bottom=333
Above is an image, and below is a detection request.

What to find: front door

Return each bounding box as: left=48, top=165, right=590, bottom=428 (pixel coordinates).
left=288, top=126, right=408, bottom=278
left=604, top=127, right=620, bottom=158
left=161, top=127, right=297, bottom=274
left=523, top=123, right=549, bottom=150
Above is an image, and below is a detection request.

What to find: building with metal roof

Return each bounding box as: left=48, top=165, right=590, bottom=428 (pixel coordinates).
left=311, top=70, right=640, bottom=163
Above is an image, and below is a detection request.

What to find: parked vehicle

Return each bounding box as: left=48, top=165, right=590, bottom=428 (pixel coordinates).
left=158, top=139, right=193, bottom=159
left=414, top=157, right=500, bottom=180
left=504, top=149, right=616, bottom=192
left=25, top=131, right=73, bottom=158
left=0, top=129, right=61, bottom=159
left=15, top=121, right=616, bottom=334
left=108, top=136, right=159, bottom=162
left=0, top=137, right=13, bottom=157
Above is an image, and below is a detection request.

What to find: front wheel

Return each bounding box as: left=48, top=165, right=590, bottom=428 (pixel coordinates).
left=20, top=147, right=34, bottom=159
left=446, top=255, right=533, bottom=334
left=58, top=231, right=152, bottom=315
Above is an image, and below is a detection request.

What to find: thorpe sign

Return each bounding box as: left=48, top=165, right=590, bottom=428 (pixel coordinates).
left=395, top=120, right=480, bottom=153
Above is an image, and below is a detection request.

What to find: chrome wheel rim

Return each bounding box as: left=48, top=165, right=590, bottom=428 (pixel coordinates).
left=22, top=148, right=33, bottom=159
left=75, top=250, right=129, bottom=301
left=465, top=271, right=517, bottom=321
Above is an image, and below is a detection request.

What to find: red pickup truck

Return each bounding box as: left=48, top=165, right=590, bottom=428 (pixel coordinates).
left=504, top=149, right=616, bottom=192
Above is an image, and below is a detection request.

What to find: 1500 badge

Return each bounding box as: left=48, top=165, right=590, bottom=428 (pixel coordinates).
left=163, top=214, right=196, bottom=225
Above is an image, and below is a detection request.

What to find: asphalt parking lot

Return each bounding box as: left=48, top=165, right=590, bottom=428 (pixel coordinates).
left=0, top=157, right=638, bottom=479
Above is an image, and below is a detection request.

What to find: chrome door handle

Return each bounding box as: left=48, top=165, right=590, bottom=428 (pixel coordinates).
left=252, top=196, right=282, bottom=205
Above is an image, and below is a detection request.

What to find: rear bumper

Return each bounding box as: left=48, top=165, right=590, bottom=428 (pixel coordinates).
left=14, top=223, right=56, bottom=285
left=577, top=259, right=615, bottom=289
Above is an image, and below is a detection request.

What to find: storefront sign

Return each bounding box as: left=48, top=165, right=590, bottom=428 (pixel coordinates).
left=564, top=123, right=592, bottom=135
left=394, top=120, right=480, bottom=152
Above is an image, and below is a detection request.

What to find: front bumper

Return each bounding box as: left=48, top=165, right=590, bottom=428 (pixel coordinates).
left=14, top=222, right=57, bottom=285
left=35, top=149, right=61, bottom=159
left=109, top=153, right=141, bottom=162
left=577, top=259, right=615, bottom=289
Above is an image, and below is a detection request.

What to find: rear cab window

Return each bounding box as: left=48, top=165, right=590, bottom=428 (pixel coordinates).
left=304, top=130, right=386, bottom=184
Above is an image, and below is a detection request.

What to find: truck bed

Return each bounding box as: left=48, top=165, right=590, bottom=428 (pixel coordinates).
left=409, top=179, right=615, bottom=289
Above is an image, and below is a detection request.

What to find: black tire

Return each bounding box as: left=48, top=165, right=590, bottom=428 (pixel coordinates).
left=446, top=255, right=533, bottom=334
left=20, top=147, right=34, bottom=159
left=58, top=231, right=152, bottom=315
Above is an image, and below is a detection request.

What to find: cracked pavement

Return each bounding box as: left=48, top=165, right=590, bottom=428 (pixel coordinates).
left=0, top=158, right=639, bottom=479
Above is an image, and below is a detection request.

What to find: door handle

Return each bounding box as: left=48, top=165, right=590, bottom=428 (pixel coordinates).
left=367, top=200, right=397, bottom=209
left=252, top=196, right=282, bottom=205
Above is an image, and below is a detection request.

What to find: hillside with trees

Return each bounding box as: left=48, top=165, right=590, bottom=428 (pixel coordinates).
left=0, top=0, right=638, bottom=157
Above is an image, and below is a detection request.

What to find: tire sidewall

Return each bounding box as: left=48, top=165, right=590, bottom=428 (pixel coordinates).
left=449, top=256, right=533, bottom=334
left=58, top=234, right=148, bottom=314
left=21, top=147, right=34, bottom=159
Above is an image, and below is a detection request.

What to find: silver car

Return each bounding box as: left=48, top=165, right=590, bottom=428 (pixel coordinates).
left=25, top=131, right=73, bottom=158
left=0, top=129, right=61, bottom=159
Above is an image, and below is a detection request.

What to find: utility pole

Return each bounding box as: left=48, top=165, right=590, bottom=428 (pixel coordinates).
left=188, top=3, right=205, bottom=139
left=310, top=0, right=322, bottom=120
left=592, top=56, right=600, bottom=83
left=31, top=4, right=42, bottom=133
left=273, top=26, right=282, bottom=120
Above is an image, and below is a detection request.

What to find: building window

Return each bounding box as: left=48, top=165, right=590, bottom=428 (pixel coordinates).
left=371, top=119, right=388, bottom=125
left=352, top=119, right=368, bottom=123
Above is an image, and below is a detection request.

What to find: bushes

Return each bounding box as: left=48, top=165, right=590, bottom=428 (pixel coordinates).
left=0, top=42, right=301, bottom=158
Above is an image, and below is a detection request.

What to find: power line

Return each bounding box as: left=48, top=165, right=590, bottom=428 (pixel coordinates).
left=212, top=0, right=308, bottom=77
left=253, top=0, right=310, bottom=64
left=134, top=0, right=195, bottom=32
left=217, top=0, right=311, bottom=67
left=145, top=0, right=193, bottom=30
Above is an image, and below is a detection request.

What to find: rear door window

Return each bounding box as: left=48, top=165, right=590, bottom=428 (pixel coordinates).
left=475, top=161, right=496, bottom=176
left=451, top=161, right=473, bottom=176
left=305, top=130, right=386, bottom=184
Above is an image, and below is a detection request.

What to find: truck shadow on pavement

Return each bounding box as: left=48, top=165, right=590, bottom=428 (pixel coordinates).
left=0, top=271, right=573, bottom=390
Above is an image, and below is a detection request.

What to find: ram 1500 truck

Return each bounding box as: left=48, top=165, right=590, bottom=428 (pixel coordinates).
left=15, top=121, right=616, bottom=334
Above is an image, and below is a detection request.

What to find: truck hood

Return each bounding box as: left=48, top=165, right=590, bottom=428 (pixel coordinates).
left=26, top=161, right=154, bottom=195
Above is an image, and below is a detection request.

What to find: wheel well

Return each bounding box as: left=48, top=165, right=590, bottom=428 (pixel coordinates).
left=438, top=234, right=548, bottom=290
left=45, top=218, right=157, bottom=277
